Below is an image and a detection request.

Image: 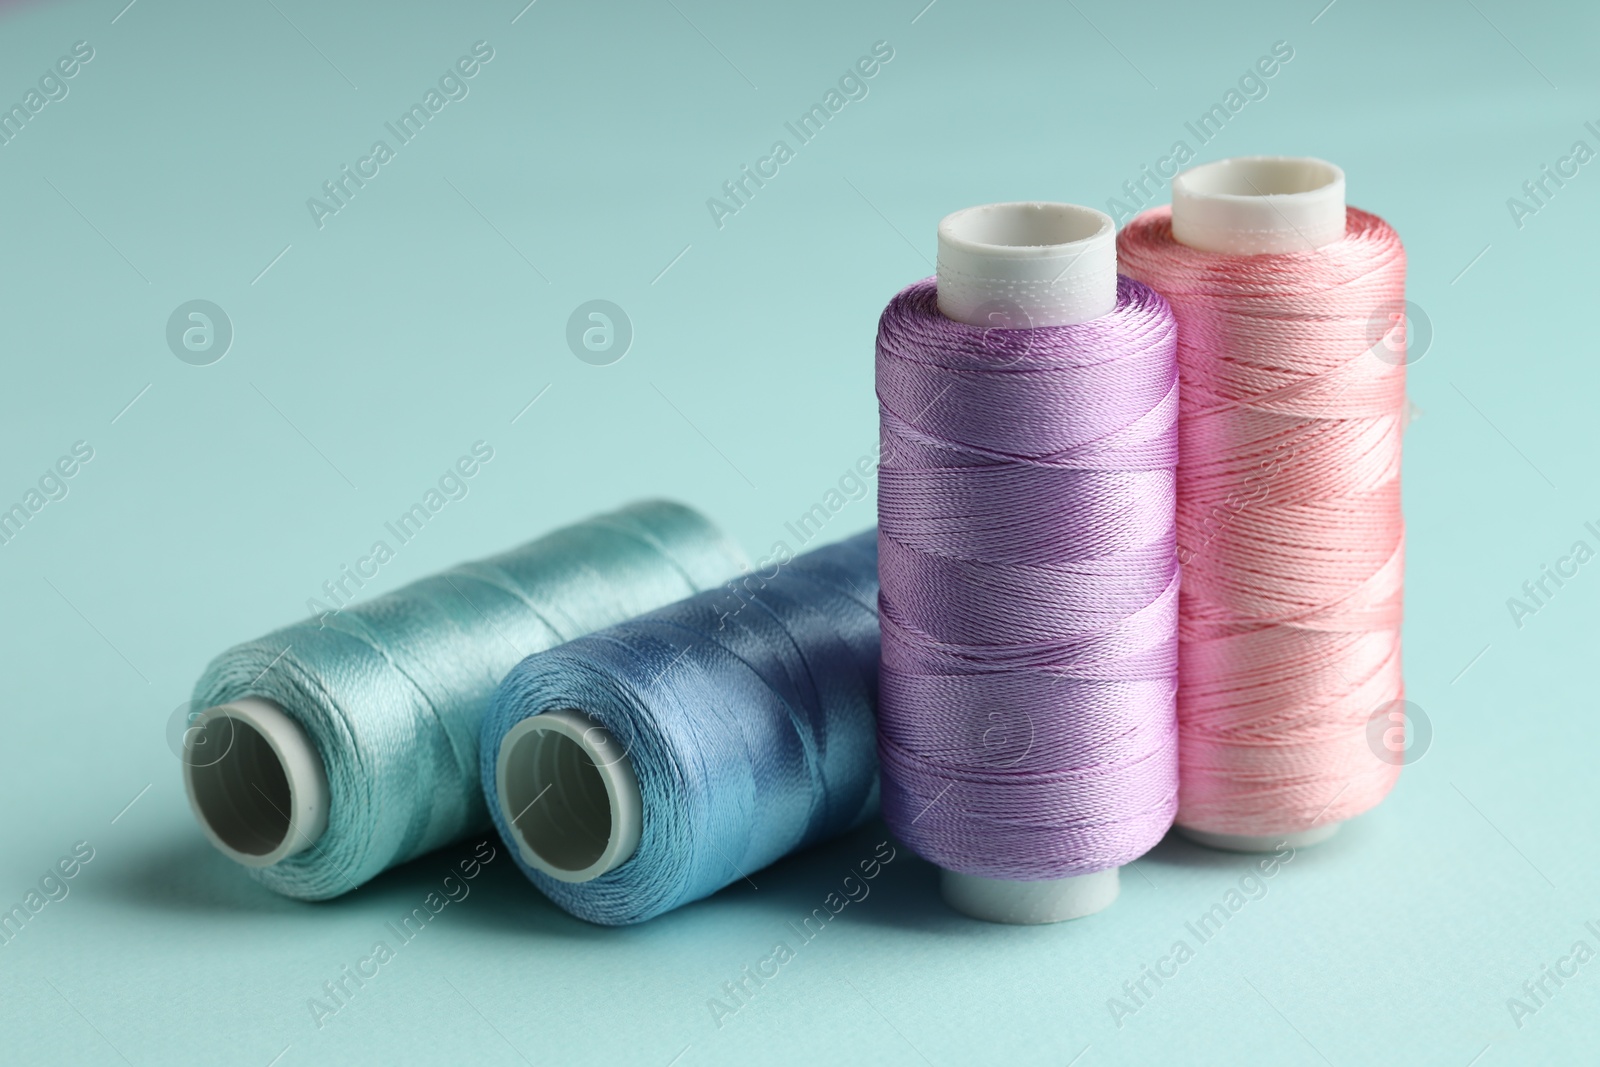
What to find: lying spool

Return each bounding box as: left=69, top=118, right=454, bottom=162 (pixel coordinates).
left=483, top=530, right=880, bottom=926
left=183, top=500, right=748, bottom=898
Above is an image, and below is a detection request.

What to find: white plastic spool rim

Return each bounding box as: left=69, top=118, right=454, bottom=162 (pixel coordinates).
left=182, top=696, right=330, bottom=868
left=936, top=201, right=1118, bottom=329
left=1170, top=156, right=1346, bottom=255
left=495, top=708, right=643, bottom=883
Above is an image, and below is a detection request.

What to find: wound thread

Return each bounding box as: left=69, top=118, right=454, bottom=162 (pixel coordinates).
left=189, top=500, right=747, bottom=899
left=482, top=531, right=880, bottom=926
left=1118, top=204, right=1407, bottom=838
left=875, top=276, right=1180, bottom=882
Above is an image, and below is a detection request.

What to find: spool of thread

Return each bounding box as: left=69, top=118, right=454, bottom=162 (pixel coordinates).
left=183, top=500, right=748, bottom=899
left=1117, top=157, right=1406, bottom=851
left=481, top=530, right=880, bottom=926
left=875, top=203, right=1180, bottom=924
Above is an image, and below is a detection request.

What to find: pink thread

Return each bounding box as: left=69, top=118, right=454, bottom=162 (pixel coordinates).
left=1118, top=205, right=1407, bottom=838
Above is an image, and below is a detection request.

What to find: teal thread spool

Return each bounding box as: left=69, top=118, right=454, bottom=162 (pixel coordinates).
left=183, top=501, right=748, bottom=900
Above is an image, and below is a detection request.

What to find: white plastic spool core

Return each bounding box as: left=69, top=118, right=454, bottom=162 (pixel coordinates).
left=1177, top=824, right=1340, bottom=853
left=495, top=708, right=642, bottom=883
left=1169, top=155, right=1348, bottom=852
left=942, top=867, right=1120, bottom=925
left=931, top=200, right=1122, bottom=923
left=1170, top=156, right=1346, bottom=255
left=937, top=202, right=1117, bottom=328
left=183, top=697, right=330, bottom=868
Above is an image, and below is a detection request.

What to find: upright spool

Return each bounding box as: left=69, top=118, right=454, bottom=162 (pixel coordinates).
left=876, top=203, right=1179, bottom=924
left=1119, top=156, right=1407, bottom=852
left=939, top=203, right=1117, bottom=921
left=1177, top=156, right=1344, bottom=853
left=184, top=501, right=748, bottom=898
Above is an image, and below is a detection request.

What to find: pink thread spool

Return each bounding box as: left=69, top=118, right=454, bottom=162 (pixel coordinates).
left=1119, top=157, right=1407, bottom=852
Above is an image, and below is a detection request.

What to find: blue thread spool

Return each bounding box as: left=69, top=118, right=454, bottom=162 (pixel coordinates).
left=482, top=530, right=881, bottom=925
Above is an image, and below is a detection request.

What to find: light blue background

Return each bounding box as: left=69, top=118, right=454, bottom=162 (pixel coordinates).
left=1, top=0, right=1595, bottom=1063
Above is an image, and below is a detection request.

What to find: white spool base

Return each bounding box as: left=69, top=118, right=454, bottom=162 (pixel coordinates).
left=1170, top=156, right=1346, bottom=255
left=940, top=867, right=1120, bottom=924
left=183, top=697, right=330, bottom=868
left=1176, top=822, right=1341, bottom=853
left=496, top=708, right=643, bottom=883
left=936, top=202, right=1117, bottom=328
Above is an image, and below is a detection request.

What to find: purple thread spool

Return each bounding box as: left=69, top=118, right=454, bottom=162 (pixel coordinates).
left=875, top=203, right=1179, bottom=923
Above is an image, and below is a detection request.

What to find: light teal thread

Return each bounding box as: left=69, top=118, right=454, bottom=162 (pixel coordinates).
left=192, top=500, right=747, bottom=900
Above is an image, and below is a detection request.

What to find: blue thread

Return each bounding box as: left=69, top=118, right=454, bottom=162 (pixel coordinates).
left=482, top=529, right=881, bottom=925
left=191, top=501, right=747, bottom=899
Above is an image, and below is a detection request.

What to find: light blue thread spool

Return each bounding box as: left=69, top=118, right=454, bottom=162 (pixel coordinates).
left=183, top=501, right=748, bottom=900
